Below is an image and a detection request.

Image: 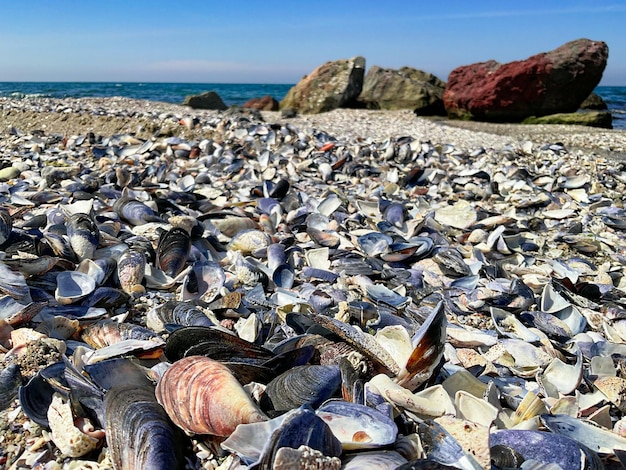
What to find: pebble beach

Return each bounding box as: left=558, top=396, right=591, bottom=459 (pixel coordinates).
left=1, top=96, right=626, bottom=469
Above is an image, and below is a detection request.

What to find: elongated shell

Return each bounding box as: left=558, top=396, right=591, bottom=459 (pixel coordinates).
left=155, top=356, right=267, bottom=436
left=156, top=227, right=190, bottom=277
left=262, top=365, right=341, bottom=412
left=105, top=384, right=183, bottom=469
left=0, top=209, right=13, bottom=246
left=67, top=213, right=100, bottom=260
left=0, top=364, right=22, bottom=411
left=117, top=249, right=146, bottom=296
left=113, top=196, right=162, bottom=226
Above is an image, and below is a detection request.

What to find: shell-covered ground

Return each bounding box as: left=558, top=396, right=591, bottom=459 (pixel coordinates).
left=0, top=98, right=626, bottom=469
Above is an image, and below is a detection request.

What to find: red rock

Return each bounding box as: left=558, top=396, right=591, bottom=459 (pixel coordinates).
left=243, top=95, right=279, bottom=111
left=443, top=39, right=608, bottom=122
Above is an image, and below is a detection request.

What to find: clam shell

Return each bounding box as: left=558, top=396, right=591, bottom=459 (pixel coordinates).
left=342, top=450, right=408, bottom=469
left=155, top=356, right=267, bottom=436
left=228, top=229, right=271, bottom=255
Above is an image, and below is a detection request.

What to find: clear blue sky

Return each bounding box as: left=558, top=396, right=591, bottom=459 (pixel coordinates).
left=0, top=1, right=624, bottom=85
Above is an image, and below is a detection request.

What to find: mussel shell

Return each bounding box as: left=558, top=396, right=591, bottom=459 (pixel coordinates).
left=156, top=227, right=190, bottom=278
left=81, top=319, right=159, bottom=349
left=116, top=249, right=146, bottom=296
left=105, top=383, right=184, bottom=469
left=81, top=287, right=131, bottom=309
left=433, top=248, right=471, bottom=277
left=262, top=365, right=341, bottom=412
left=164, top=326, right=274, bottom=364
left=155, top=355, right=267, bottom=436
left=0, top=364, right=22, bottom=410
left=150, top=301, right=213, bottom=331
left=357, top=232, right=393, bottom=257
left=18, top=362, right=66, bottom=427
left=66, top=213, right=100, bottom=260
left=113, top=197, right=163, bottom=226
left=55, top=271, right=97, bottom=305
left=0, top=209, right=13, bottom=246
left=272, top=263, right=295, bottom=289
left=0, top=263, right=32, bottom=304
left=257, top=405, right=342, bottom=468
left=490, top=429, right=598, bottom=470
left=316, top=400, right=398, bottom=449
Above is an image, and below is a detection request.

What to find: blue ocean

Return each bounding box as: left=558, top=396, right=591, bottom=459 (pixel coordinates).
left=0, top=82, right=623, bottom=129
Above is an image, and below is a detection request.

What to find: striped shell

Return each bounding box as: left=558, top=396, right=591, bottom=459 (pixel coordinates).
left=155, top=356, right=267, bottom=436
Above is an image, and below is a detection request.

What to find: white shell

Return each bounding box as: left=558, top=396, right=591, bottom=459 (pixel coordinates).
left=537, top=349, right=583, bottom=397
left=48, top=393, right=100, bottom=457
left=55, top=271, right=96, bottom=305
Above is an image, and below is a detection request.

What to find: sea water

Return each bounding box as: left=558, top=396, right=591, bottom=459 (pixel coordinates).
left=0, top=82, right=623, bottom=129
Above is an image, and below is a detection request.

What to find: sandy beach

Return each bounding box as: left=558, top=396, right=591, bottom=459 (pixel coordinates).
left=2, top=97, right=626, bottom=158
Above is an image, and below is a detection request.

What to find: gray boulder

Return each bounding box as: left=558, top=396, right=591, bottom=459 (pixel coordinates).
left=358, top=66, right=446, bottom=115
left=183, top=91, right=227, bottom=110
left=580, top=92, right=608, bottom=110
left=280, top=56, right=365, bottom=114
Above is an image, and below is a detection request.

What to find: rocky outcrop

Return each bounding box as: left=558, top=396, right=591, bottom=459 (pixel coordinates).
left=243, top=95, right=279, bottom=111
left=522, top=111, right=612, bottom=128
left=358, top=66, right=446, bottom=115
left=580, top=92, right=608, bottom=110
left=183, top=91, right=227, bottom=110
left=280, top=57, right=365, bottom=114
left=443, top=39, right=609, bottom=122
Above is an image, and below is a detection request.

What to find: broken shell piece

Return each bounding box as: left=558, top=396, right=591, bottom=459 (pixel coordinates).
left=537, top=350, right=583, bottom=397
left=455, top=390, right=498, bottom=428
left=593, top=376, right=626, bottom=413
left=434, top=415, right=490, bottom=470
left=48, top=392, right=100, bottom=457
left=368, top=374, right=455, bottom=419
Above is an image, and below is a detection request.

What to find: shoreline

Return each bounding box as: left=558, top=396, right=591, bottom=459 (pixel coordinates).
left=0, top=96, right=625, bottom=159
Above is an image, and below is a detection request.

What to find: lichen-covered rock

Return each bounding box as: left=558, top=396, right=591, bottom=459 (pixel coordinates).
left=522, top=111, right=612, bottom=128
left=243, top=95, right=279, bottom=111
left=357, top=66, right=446, bottom=115
left=280, top=57, right=365, bottom=114
left=443, top=38, right=608, bottom=122
left=183, top=91, right=227, bottom=110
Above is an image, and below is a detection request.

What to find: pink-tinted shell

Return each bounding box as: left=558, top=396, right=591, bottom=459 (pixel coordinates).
left=155, top=356, right=266, bottom=436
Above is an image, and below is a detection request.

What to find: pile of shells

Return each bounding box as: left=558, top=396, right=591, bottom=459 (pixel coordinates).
left=1, top=100, right=626, bottom=470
